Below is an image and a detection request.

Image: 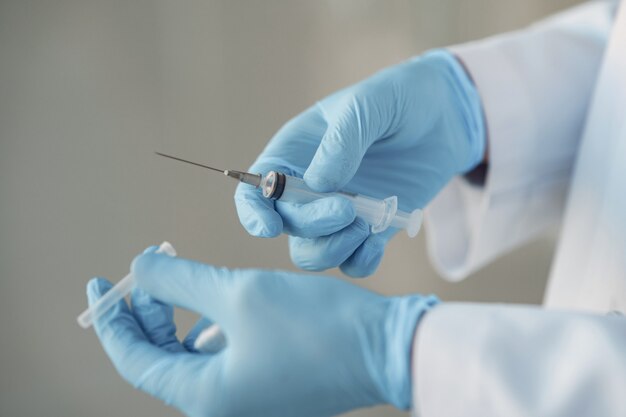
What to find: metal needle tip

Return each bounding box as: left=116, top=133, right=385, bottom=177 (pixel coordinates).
left=154, top=152, right=225, bottom=173
left=154, top=152, right=261, bottom=187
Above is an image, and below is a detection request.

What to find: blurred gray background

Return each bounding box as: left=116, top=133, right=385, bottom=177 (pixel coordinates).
left=0, top=1, right=581, bottom=416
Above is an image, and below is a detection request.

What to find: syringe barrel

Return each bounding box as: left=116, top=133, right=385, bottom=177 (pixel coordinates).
left=77, top=272, right=135, bottom=328
left=76, top=241, right=177, bottom=329
left=272, top=173, right=400, bottom=234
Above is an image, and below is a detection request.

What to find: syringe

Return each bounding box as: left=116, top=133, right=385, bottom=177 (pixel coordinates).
left=77, top=241, right=177, bottom=329
left=155, top=152, right=423, bottom=237
left=77, top=241, right=226, bottom=353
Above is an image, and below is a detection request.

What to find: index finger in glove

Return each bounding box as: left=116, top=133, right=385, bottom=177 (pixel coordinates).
left=276, top=195, right=356, bottom=238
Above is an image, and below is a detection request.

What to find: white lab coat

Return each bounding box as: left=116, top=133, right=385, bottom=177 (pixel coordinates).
left=413, top=1, right=626, bottom=416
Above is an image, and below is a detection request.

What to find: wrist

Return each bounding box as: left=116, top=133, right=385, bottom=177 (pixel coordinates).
left=360, top=294, right=439, bottom=410
left=423, top=49, right=487, bottom=173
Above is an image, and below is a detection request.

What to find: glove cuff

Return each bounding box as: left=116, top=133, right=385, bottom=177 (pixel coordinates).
left=423, top=49, right=487, bottom=173
left=363, top=294, right=440, bottom=410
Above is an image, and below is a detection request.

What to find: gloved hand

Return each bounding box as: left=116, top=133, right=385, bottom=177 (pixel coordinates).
left=235, top=50, right=485, bottom=277
left=87, top=247, right=438, bottom=417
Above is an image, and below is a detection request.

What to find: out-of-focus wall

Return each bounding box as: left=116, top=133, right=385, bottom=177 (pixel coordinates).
left=0, top=1, right=582, bottom=416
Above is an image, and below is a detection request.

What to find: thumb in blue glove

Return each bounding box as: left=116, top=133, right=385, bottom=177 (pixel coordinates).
left=87, top=249, right=439, bottom=417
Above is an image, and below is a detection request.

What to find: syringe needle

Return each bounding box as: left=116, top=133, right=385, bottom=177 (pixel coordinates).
left=155, top=152, right=225, bottom=173
left=155, top=151, right=263, bottom=187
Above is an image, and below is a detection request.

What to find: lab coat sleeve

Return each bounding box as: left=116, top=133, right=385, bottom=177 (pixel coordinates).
left=412, top=303, right=626, bottom=417
left=425, top=0, right=618, bottom=280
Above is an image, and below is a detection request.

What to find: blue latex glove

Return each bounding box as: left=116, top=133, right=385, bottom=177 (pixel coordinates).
left=235, top=50, right=485, bottom=277
left=87, top=248, right=438, bottom=417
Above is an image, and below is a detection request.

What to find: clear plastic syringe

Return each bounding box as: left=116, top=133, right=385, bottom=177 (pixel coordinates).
left=77, top=241, right=226, bottom=353
left=156, top=152, right=424, bottom=238
left=228, top=170, right=423, bottom=237
left=76, top=241, right=177, bottom=329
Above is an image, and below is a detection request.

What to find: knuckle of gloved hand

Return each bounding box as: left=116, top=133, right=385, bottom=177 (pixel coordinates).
left=133, top=254, right=176, bottom=291
left=131, top=253, right=154, bottom=282
left=228, top=270, right=265, bottom=312
left=331, top=143, right=359, bottom=179
left=322, top=197, right=353, bottom=222
left=352, top=83, right=379, bottom=105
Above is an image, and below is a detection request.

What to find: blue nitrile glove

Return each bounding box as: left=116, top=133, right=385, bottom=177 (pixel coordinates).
left=86, top=248, right=439, bottom=417
left=234, top=50, right=485, bottom=277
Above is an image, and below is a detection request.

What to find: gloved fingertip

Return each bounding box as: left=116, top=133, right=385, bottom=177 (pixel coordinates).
left=130, top=253, right=147, bottom=277
left=132, top=249, right=175, bottom=281
left=130, top=251, right=158, bottom=281
left=302, top=170, right=341, bottom=193
left=87, top=277, right=113, bottom=302
left=142, top=245, right=160, bottom=254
